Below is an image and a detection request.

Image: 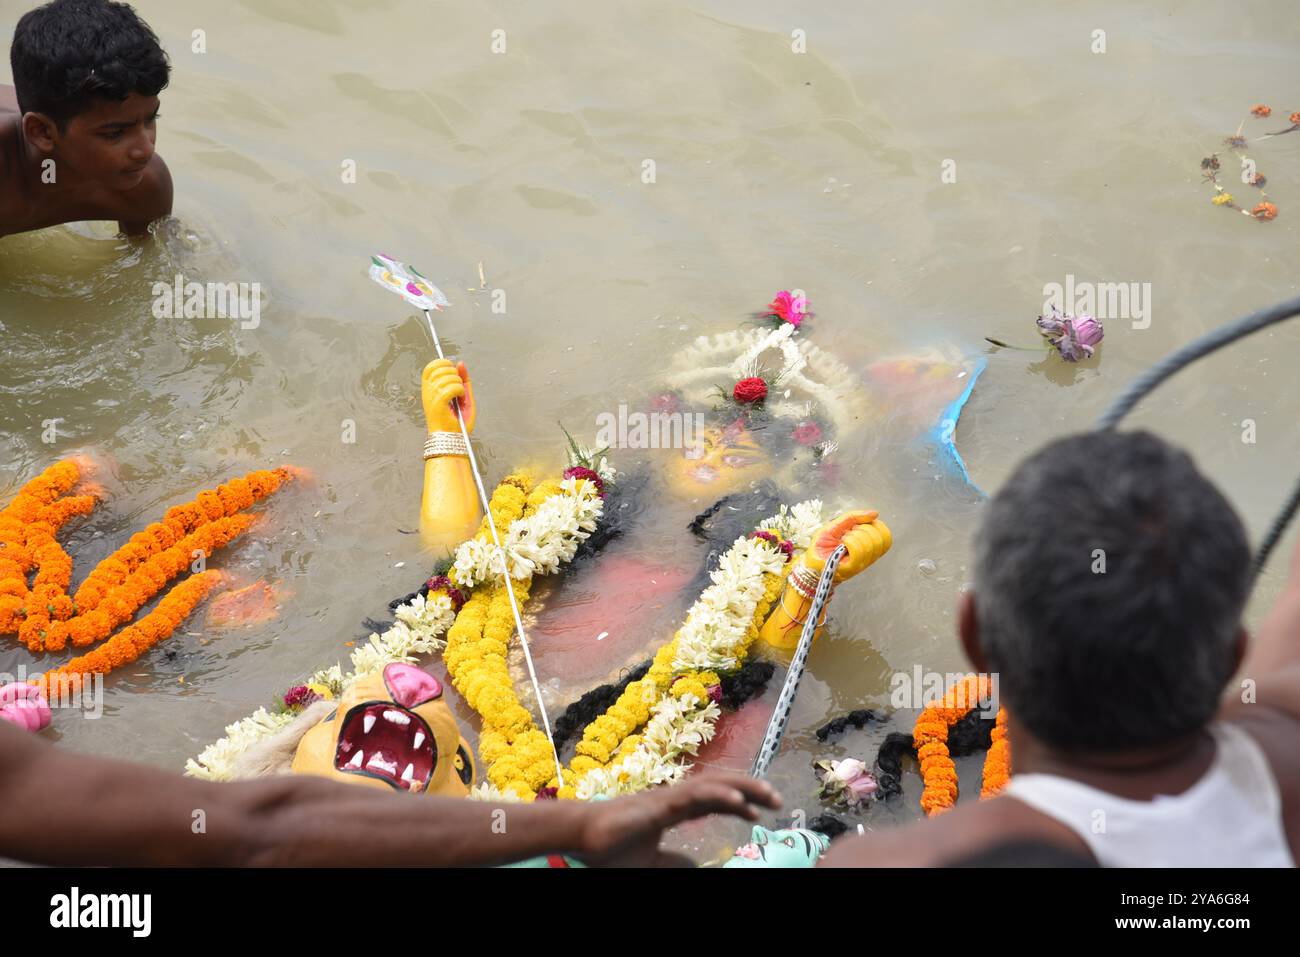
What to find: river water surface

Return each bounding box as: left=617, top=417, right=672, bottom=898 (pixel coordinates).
left=1, top=0, right=1297, bottom=861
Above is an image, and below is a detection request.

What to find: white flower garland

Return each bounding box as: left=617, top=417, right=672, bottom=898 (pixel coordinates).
left=573, top=499, right=824, bottom=799
left=186, top=478, right=602, bottom=782
left=185, top=592, right=456, bottom=781
left=451, top=478, right=603, bottom=586
left=186, top=489, right=825, bottom=802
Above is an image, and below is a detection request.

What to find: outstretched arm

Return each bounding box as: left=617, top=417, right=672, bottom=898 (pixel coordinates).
left=1225, top=530, right=1300, bottom=720
left=0, top=721, right=779, bottom=867
left=419, top=359, right=484, bottom=550
left=759, top=510, right=892, bottom=649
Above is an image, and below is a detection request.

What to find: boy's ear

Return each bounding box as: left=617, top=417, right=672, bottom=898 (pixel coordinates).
left=21, top=112, right=59, bottom=151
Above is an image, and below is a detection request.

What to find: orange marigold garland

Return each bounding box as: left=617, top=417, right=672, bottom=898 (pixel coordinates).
left=29, top=514, right=256, bottom=653
left=1, top=459, right=293, bottom=690
left=913, top=674, right=994, bottom=816
left=37, top=570, right=224, bottom=700
left=73, top=469, right=290, bottom=613
left=980, top=706, right=1011, bottom=797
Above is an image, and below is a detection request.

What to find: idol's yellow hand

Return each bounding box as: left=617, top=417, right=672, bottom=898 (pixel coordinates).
left=799, top=510, right=891, bottom=584
left=421, top=359, right=475, bottom=433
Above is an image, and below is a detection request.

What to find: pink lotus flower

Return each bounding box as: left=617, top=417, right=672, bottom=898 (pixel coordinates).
left=816, top=757, right=878, bottom=807
left=1037, top=308, right=1104, bottom=362
left=0, top=683, right=51, bottom=732
left=767, top=290, right=810, bottom=327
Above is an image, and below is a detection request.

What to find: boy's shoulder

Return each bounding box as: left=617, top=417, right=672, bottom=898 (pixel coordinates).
left=0, top=145, right=172, bottom=238
left=114, top=152, right=173, bottom=235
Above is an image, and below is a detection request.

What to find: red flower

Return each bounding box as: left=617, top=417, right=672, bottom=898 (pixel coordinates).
left=534, top=787, right=559, bottom=801
left=792, top=420, right=823, bottom=446
left=425, top=575, right=466, bottom=611
left=1250, top=104, right=1272, bottom=117
left=283, top=685, right=321, bottom=709
left=733, top=377, right=768, bottom=404
left=707, top=684, right=723, bottom=705
left=1291, top=112, right=1300, bottom=125
left=749, top=529, right=794, bottom=558
left=563, top=466, right=607, bottom=499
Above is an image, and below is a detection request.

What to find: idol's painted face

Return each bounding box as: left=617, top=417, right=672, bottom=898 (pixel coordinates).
left=667, top=422, right=772, bottom=499
left=291, top=662, right=475, bottom=797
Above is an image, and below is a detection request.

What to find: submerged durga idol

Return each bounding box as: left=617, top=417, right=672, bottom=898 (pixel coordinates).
left=185, top=294, right=986, bottom=862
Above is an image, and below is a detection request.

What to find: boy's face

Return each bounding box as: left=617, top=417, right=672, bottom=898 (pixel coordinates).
left=30, top=92, right=160, bottom=190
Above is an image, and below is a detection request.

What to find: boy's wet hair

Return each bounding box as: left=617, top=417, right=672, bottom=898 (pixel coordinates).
left=10, top=0, right=169, bottom=128
left=974, top=430, right=1250, bottom=753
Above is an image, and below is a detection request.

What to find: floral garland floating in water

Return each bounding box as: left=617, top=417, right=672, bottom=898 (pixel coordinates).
left=443, top=472, right=602, bottom=798
left=0, top=459, right=294, bottom=697
left=913, top=674, right=1010, bottom=816
left=189, top=455, right=826, bottom=805
left=1202, top=103, right=1299, bottom=221
left=187, top=465, right=604, bottom=781
left=560, top=500, right=825, bottom=801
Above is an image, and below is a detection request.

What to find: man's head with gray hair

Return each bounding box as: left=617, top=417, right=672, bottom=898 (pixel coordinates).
left=968, top=430, right=1251, bottom=752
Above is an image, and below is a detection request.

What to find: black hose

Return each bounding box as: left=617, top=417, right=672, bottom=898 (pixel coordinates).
left=1095, top=295, right=1300, bottom=577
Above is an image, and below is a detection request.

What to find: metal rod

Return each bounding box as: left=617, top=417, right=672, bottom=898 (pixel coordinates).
left=423, top=309, right=564, bottom=787
left=750, top=544, right=846, bottom=778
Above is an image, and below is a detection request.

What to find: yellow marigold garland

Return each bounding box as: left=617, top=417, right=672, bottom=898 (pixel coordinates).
left=443, top=472, right=557, bottom=800
left=558, top=566, right=785, bottom=798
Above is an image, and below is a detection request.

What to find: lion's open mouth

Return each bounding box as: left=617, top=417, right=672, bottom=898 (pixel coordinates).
left=334, top=702, right=435, bottom=792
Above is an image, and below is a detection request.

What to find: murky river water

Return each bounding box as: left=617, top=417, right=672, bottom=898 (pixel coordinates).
left=2, top=0, right=1297, bottom=861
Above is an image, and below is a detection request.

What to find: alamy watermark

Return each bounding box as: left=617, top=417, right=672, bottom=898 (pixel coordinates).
left=1043, top=273, right=1151, bottom=329
left=2, top=665, right=103, bottom=719
left=890, top=666, right=1000, bottom=718
left=151, top=273, right=261, bottom=329
left=594, top=403, right=706, bottom=453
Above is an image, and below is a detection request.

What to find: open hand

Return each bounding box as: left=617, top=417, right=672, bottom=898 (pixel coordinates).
left=800, top=509, right=891, bottom=584
left=421, top=359, right=475, bottom=433
left=577, top=773, right=782, bottom=867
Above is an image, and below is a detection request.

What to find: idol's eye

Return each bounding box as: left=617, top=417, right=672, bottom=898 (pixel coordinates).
left=455, top=745, right=474, bottom=786
left=722, top=454, right=757, bottom=468
left=783, top=837, right=796, bottom=848
left=323, top=708, right=337, bottom=723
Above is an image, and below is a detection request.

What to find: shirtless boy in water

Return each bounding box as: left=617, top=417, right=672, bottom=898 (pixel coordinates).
left=0, top=0, right=172, bottom=239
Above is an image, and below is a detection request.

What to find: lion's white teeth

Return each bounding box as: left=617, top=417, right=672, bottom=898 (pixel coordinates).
left=413, top=731, right=425, bottom=749
left=363, top=714, right=376, bottom=734
left=383, top=709, right=411, bottom=726
left=346, top=750, right=364, bottom=768
left=402, top=763, right=415, bottom=783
